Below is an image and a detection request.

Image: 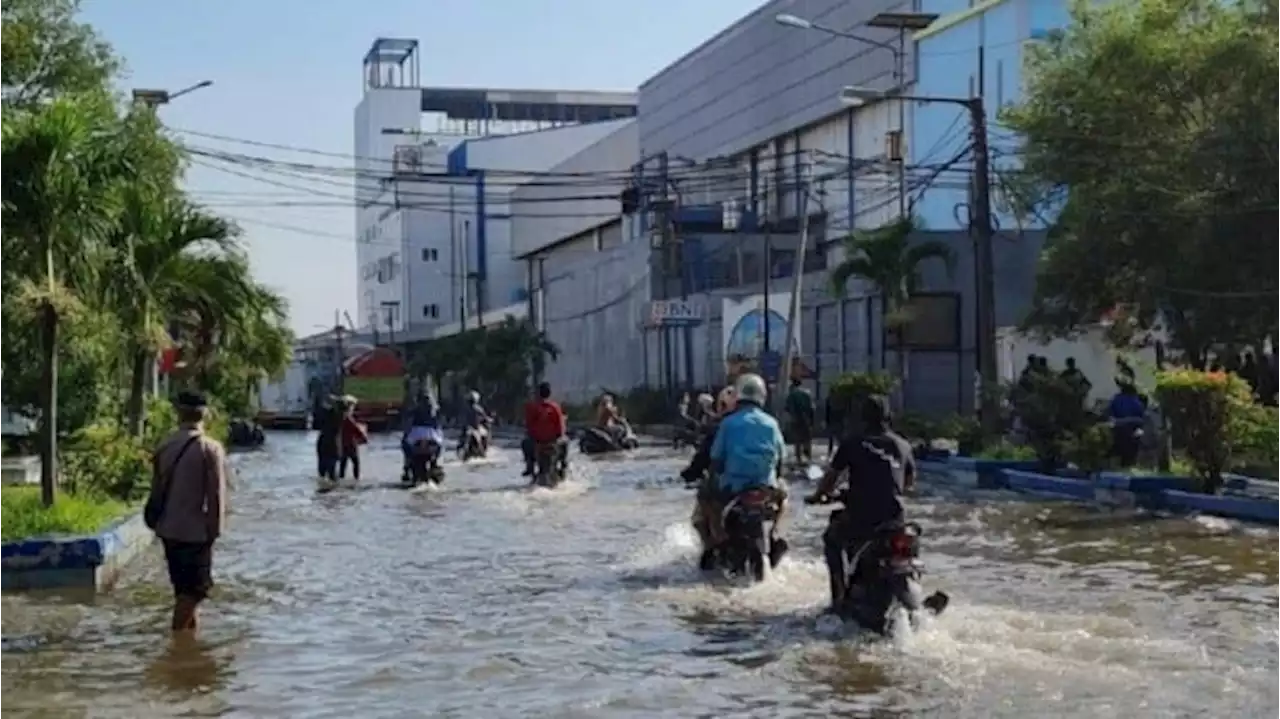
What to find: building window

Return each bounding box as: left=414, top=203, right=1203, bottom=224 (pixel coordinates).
left=423, top=303, right=439, bottom=319
left=421, top=248, right=438, bottom=262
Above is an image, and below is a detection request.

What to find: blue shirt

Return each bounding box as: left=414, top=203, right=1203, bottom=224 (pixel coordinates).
left=709, top=405, right=785, bottom=494
left=1109, top=393, right=1146, bottom=421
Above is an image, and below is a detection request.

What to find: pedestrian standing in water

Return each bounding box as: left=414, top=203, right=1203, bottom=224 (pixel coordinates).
left=338, top=396, right=368, bottom=481
left=315, top=398, right=342, bottom=480
left=148, top=391, right=228, bottom=634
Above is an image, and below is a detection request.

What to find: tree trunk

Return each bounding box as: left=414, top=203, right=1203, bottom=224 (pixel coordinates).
left=125, top=346, right=149, bottom=438
left=38, top=303, right=59, bottom=508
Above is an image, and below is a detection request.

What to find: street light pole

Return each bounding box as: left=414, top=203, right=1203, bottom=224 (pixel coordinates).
left=776, top=12, right=936, bottom=220
left=776, top=166, right=812, bottom=413
left=131, top=80, right=213, bottom=107
left=840, top=87, right=998, bottom=433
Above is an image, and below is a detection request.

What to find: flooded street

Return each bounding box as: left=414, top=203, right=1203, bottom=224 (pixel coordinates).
left=3, top=433, right=1277, bottom=718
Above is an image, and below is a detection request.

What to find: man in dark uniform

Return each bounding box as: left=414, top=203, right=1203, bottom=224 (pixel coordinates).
left=806, top=395, right=916, bottom=612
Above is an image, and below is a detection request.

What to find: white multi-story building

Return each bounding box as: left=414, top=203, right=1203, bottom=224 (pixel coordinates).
left=353, top=38, right=638, bottom=340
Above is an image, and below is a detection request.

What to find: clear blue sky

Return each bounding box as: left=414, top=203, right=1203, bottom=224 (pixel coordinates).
left=82, top=0, right=762, bottom=335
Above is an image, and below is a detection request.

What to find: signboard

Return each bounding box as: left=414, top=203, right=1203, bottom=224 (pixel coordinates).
left=721, top=293, right=808, bottom=384
left=648, top=299, right=704, bottom=327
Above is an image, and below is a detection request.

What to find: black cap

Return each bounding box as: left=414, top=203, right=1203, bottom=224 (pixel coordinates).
left=860, top=394, right=891, bottom=427
left=175, top=390, right=208, bottom=409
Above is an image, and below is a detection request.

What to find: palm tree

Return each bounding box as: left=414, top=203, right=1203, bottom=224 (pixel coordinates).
left=109, top=195, right=239, bottom=436
left=829, top=216, right=955, bottom=397
left=1, top=93, right=126, bottom=506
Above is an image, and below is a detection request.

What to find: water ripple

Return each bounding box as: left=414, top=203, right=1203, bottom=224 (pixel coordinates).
left=2, top=433, right=1276, bottom=718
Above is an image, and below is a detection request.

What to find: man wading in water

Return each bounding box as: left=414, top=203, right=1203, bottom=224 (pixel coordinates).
left=148, top=391, right=229, bottom=634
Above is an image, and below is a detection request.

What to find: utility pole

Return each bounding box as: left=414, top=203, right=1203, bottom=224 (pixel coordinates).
left=460, top=219, right=471, bottom=332
left=334, top=310, right=346, bottom=394
left=777, top=166, right=811, bottom=413
left=967, top=97, right=1000, bottom=435
left=761, top=185, right=772, bottom=378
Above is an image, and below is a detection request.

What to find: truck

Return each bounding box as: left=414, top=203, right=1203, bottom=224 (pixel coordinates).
left=343, top=347, right=406, bottom=433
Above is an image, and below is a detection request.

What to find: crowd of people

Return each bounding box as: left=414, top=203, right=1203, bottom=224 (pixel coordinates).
left=140, top=371, right=927, bottom=636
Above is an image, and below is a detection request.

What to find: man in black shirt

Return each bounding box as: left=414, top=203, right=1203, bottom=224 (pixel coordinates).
left=806, top=394, right=916, bottom=612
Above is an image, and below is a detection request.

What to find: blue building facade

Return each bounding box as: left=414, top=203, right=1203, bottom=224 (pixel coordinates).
left=911, top=0, right=1071, bottom=230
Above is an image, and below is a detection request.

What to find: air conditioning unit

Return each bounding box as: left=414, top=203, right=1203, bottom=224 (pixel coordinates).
left=885, top=130, right=904, bottom=162
left=393, top=145, right=423, bottom=176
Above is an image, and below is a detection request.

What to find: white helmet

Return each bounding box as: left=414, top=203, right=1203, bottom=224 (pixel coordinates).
left=734, top=373, right=768, bottom=406
left=467, top=390, right=480, bottom=403
left=696, top=393, right=714, bottom=408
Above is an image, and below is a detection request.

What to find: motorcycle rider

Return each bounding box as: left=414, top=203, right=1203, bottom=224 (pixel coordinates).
left=460, top=389, right=492, bottom=453
left=402, top=389, right=444, bottom=477
left=522, top=381, right=568, bottom=477
left=805, top=394, right=916, bottom=613
left=682, top=386, right=736, bottom=568
left=704, top=374, right=789, bottom=567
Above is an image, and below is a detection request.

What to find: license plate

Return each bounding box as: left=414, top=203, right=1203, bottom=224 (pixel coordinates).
left=889, top=558, right=918, bottom=572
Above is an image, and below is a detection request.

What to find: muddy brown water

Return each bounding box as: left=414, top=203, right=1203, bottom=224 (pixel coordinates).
left=2, top=433, right=1276, bottom=718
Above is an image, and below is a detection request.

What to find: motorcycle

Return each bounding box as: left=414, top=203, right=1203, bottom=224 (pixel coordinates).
left=706, top=486, right=789, bottom=582
left=458, top=424, right=489, bottom=462
left=812, top=498, right=950, bottom=635
left=579, top=421, right=640, bottom=455
left=402, top=431, right=446, bottom=487
left=530, top=441, right=567, bottom=489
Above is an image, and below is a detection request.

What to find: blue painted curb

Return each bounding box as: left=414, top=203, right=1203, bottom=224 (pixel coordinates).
left=918, top=456, right=1277, bottom=524
left=1, top=510, right=152, bottom=592
left=1003, top=469, right=1097, bottom=500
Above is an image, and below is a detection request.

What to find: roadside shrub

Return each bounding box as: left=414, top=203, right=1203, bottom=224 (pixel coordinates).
left=60, top=421, right=151, bottom=501
left=828, top=372, right=898, bottom=435
left=1232, top=404, right=1278, bottom=479
left=1063, top=422, right=1114, bottom=475
left=1010, top=371, right=1093, bottom=471
left=897, top=412, right=987, bottom=454
left=1154, top=369, right=1255, bottom=493
left=975, top=439, right=1038, bottom=461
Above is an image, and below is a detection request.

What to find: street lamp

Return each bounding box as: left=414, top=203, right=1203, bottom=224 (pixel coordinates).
left=131, top=80, right=213, bottom=107
left=840, top=86, right=1000, bottom=434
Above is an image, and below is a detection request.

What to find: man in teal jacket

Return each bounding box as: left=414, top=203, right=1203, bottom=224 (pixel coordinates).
left=706, top=373, right=789, bottom=555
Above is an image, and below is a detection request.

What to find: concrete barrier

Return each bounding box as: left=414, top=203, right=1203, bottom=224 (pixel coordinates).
left=1002, top=469, right=1097, bottom=500
left=917, top=455, right=1277, bottom=523
left=916, top=457, right=1039, bottom=489
left=1, top=511, right=152, bottom=592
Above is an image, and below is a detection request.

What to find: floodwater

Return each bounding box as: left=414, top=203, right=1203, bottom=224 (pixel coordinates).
left=2, top=433, right=1277, bottom=718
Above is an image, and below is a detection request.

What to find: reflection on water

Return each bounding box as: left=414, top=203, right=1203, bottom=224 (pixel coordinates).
left=2, top=433, right=1276, bottom=718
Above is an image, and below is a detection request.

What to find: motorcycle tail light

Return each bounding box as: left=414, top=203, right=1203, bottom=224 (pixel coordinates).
left=889, top=532, right=915, bottom=558
left=740, top=489, right=772, bottom=506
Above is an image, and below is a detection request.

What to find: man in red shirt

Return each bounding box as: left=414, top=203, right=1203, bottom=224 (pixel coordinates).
left=522, top=381, right=567, bottom=476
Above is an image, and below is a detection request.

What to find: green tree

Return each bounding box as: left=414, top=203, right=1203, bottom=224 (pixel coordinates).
left=110, top=196, right=240, bottom=435
left=1, top=0, right=120, bottom=108
left=829, top=215, right=955, bottom=387
left=2, top=93, right=129, bottom=506
left=1001, top=0, right=1278, bottom=363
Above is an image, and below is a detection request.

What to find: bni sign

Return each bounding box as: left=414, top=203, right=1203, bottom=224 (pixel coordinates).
left=649, top=299, right=704, bottom=327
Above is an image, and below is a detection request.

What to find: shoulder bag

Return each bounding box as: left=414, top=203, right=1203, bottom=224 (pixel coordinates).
left=144, top=435, right=203, bottom=531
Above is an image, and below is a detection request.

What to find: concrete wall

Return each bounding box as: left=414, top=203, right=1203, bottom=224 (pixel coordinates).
left=638, top=0, right=914, bottom=159
left=509, top=120, right=638, bottom=258
left=452, top=119, right=638, bottom=321
left=535, top=231, right=651, bottom=404
left=643, top=227, right=1045, bottom=416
